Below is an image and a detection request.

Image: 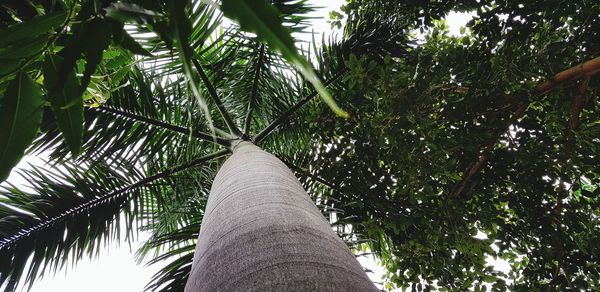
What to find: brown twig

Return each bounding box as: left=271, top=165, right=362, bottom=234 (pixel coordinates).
left=448, top=56, right=599, bottom=200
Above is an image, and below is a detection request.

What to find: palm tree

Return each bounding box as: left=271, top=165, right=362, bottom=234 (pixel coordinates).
left=0, top=0, right=396, bottom=290
left=5, top=0, right=600, bottom=290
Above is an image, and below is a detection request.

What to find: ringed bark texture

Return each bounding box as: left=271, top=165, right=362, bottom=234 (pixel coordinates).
left=185, top=142, right=377, bottom=291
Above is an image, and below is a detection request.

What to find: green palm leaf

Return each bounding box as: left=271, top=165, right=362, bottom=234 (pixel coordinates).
left=0, top=159, right=147, bottom=290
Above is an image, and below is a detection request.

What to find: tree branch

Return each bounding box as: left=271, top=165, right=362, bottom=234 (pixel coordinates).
left=244, top=45, right=265, bottom=136
left=0, top=149, right=229, bottom=250
left=535, top=56, right=600, bottom=94
left=448, top=56, right=600, bottom=200
left=254, top=69, right=347, bottom=143
left=192, top=59, right=243, bottom=137
left=96, top=106, right=232, bottom=147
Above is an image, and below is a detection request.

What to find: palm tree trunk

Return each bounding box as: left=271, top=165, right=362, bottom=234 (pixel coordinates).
left=185, top=141, right=378, bottom=291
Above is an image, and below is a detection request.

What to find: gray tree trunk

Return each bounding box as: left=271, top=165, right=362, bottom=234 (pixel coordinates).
left=184, top=141, right=378, bottom=291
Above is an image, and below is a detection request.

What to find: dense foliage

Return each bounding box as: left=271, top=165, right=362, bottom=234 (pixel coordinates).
left=297, top=0, right=600, bottom=290
left=0, top=0, right=599, bottom=291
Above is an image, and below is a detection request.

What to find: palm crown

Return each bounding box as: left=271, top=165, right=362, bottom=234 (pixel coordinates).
left=0, top=0, right=380, bottom=290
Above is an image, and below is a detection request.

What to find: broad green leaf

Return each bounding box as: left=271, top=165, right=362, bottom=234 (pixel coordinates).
left=111, top=66, right=131, bottom=84
left=0, top=11, right=67, bottom=47
left=43, top=55, right=84, bottom=156
left=0, top=59, right=21, bottom=78
left=0, top=72, right=44, bottom=182
left=483, top=275, right=497, bottom=283
left=220, top=0, right=348, bottom=118
left=0, top=36, right=48, bottom=59
left=105, top=51, right=133, bottom=69
left=221, top=0, right=296, bottom=61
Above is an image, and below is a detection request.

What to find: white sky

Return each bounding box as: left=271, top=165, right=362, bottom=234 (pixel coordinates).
left=9, top=3, right=481, bottom=292
left=26, top=236, right=160, bottom=292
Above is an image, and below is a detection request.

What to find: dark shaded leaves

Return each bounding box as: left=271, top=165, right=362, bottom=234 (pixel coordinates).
left=104, top=3, right=162, bottom=24
left=43, top=54, right=83, bottom=156
left=0, top=11, right=67, bottom=47
left=80, top=18, right=112, bottom=95
left=0, top=72, right=44, bottom=182
left=109, top=19, right=153, bottom=57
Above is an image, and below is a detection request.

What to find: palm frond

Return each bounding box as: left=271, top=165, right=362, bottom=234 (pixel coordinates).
left=0, top=147, right=227, bottom=290
left=0, top=159, right=146, bottom=290
left=31, top=65, right=223, bottom=164
left=135, top=167, right=217, bottom=292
